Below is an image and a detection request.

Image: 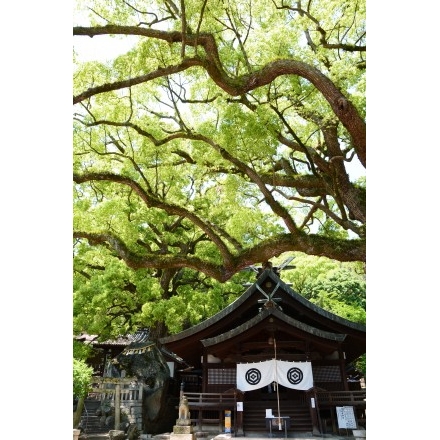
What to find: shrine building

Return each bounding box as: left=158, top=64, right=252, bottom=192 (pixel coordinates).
left=158, top=264, right=366, bottom=434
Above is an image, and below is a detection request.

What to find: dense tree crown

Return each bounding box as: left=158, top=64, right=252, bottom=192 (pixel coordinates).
left=73, top=0, right=366, bottom=339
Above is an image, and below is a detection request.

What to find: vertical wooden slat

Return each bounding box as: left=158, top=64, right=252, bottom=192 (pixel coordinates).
left=115, top=383, right=121, bottom=429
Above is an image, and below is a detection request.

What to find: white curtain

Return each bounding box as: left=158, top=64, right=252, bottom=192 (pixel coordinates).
left=276, top=360, right=313, bottom=390
left=237, top=360, right=313, bottom=391
left=236, top=360, right=275, bottom=391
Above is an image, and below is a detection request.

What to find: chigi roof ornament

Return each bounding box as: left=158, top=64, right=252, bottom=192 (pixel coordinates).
left=242, top=257, right=296, bottom=310
left=242, top=256, right=296, bottom=280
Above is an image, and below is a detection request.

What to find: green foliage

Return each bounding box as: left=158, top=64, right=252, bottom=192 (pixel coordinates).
left=73, top=246, right=160, bottom=339
left=313, top=291, right=366, bottom=323
left=73, top=0, right=366, bottom=339
left=138, top=270, right=249, bottom=334
left=317, top=218, right=350, bottom=239
left=74, top=236, right=253, bottom=337
left=355, top=354, right=366, bottom=377
left=73, top=340, right=92, bottom=361
left=281, top=252, right=365, bottom=323
left=73, top=358, right=94, bottom=399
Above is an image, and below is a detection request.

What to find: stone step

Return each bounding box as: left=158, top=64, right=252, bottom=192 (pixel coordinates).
left=79, top=399, right=111, bottom=434
left=243, top=401, right=312, bottom=432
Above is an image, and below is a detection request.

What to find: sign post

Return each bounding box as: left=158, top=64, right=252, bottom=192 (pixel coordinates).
left=336, top=406, right=357, bottom=430
left=225, top=410, right=232, bottom=433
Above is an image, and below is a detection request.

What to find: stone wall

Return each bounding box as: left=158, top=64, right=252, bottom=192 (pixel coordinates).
left=121, top=400, right=143, bottom=431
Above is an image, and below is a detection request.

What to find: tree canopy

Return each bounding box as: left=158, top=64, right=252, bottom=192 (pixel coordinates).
left=73, top=0, right=366, bottom=338
left=282, top=253, right=366, bottom=323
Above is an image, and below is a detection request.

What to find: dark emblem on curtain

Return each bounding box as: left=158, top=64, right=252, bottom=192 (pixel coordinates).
left=287, top=367, right=303, bottom=385
left=245, top=368, right=261, bottom=385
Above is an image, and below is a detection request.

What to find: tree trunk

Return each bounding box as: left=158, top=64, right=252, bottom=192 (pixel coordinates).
left=73, top=396, right=85, bottom=428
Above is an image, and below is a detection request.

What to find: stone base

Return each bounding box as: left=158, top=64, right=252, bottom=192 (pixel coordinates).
left=169, top=434, right=195, bottom=440
left=153, top=435, right=171, bottom=440
left=109, top=430, right=126, bottom=440
left=170, top=422, right=195, bottom=440
left=173, top=425, right=194, bottom=435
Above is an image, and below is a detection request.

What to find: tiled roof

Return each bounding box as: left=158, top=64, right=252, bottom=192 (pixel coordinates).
left=201, top=307, right=346, bottom=347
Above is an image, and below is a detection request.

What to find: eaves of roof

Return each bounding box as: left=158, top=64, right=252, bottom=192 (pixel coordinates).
left=159, top=269, right=364, bottom=345
left=200, top=307, right=346, bottom=347
left=262, top=270, right=366, bottom=333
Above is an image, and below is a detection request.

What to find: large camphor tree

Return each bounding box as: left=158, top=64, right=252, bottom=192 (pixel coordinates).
left=73, top=0, right=366, bottom=339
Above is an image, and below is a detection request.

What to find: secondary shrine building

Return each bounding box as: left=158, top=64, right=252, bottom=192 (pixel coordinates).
left=159, top=265, right=366, bottom=434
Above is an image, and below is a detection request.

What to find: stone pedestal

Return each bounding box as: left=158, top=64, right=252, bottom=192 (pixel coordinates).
left=352, top=428, right=366, bottom=439
left=170, top=424, right=195, bottom=440
left=109, top=430, right=126, bottom=440
left=73, top=429, right=81, bottom=440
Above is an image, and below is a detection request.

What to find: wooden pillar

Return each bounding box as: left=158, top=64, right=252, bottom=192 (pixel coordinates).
left=338, top=343, right=349, bottom=391
left=202, top=347, right=208, bottom=392
left=330, top=407, right=337, bottom=433
left=236, top=389, right=244, bottom=436
left=235, top=344, right=244, bottom=435
left=198, top=400, right=203, bottom=430
left=236, top=410, right=244, bottom=436
left=307, top=389, right=321, bottom=435
left=115, top=383, right=121, bottom=429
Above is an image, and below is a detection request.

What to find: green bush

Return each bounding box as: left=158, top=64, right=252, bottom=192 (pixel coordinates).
left=73, top=358, right=93, bottom=399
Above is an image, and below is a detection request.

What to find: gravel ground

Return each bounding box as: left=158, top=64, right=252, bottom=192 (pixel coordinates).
left=79, top=430, right=366, bottom=440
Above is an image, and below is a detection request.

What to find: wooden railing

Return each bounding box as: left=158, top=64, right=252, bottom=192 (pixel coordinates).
left=309, top=389, right=366, bottom=434
left=181, top=392, right=237, bottom=431
left=314, top=390, right=366, bottom=407
left=88, top=377, right=143, bottom=402
left=85, top=377, right=144, bottom=431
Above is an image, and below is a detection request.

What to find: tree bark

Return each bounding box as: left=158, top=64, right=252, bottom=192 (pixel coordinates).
left=73, top=396, right=85, bottom=429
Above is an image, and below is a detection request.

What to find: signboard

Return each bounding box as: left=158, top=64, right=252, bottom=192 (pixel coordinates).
left=225, top=410, right=231, bottom=433
left=336, top=406, right=357, bottom=429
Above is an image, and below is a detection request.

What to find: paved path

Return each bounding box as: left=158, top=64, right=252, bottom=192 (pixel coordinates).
left=212, top=433, right=364, bottom=440
left=83, top=430, right=366, bottom=440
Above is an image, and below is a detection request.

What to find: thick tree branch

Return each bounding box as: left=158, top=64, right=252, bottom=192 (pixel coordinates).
left=73, top=26, right=365, bottom=165
left=74, top=171, right=235, bottom=266
left=73, top=230, right=365, bottom=282
left=73, top=58, right=200, bottom=104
